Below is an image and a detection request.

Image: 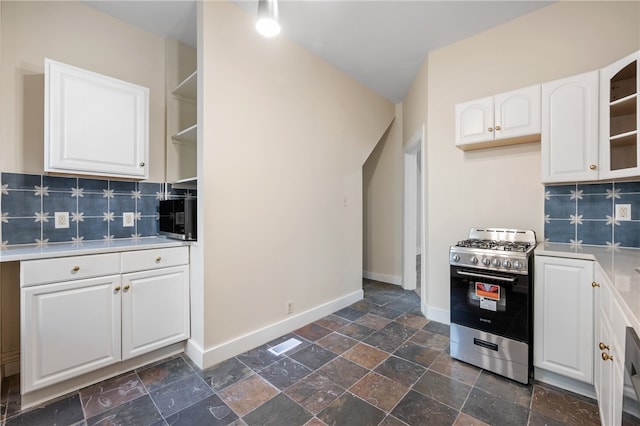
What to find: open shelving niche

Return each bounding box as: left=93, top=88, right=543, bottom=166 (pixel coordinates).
left=168, top=69, right=197, bottom=189
left=607, top=60, right=638, bottom=172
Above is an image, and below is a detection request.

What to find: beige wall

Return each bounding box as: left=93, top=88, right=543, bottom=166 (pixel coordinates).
left=363, top=104, right=403, bottom=282
left=0, top=1, right=167, bottom=182
left=402, top=1, right=640, bottom=317
left=195, top=1, right=394, bottom=361
left=403, top=58, right=429, bottom=150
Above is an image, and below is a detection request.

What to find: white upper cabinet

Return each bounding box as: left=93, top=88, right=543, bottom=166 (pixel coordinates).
left=44, top=59, right=149, bottom=179
left=541, top=70, right=600, bottom=183
left=455, top=96, right=494, bottom=146
left=455, top=84, right=541, bottom=150
left=599, top=50, right=640, bottom=179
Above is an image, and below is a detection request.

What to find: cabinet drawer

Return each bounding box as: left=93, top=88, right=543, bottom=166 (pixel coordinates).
left=21, top=253, right=120, bottom=287
left=121, top=247, right=188, bottom=273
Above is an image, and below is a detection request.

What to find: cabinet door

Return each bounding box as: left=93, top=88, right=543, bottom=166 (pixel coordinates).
left=121, top=265, right=190, bottom=360
left=21, top=276, right=121, bottom=393
left=599, top=50, right=640, bottom=179
left=541, top=71, right=600, bottom=183
left=596, top=310, right=614, bottom=425
left=534, top=256, right=594, bottom=383
left=44, top=59, right=149, bottom=179
left=455, top=96, right=494, bottom=146
left=596, top=292, right=630, bottom=426
left=494, top=84, right=541, bottom=140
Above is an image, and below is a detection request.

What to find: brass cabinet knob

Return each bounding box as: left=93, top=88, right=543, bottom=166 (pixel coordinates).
left=495, top=125, right=501, bottom=131
left=155, top=256, right=162, bottom=263
left=123, top=284, right=130, bottom=292
left=599, top=342, right=610, bottom=351
left=72, top=265, right=80, bottom=272
left=488, top=127, right=494, bottom=132
left=592, top=282, right=600, bottom=288
left=601, top=352, right=614, bottom=361
left=114, top=286, right=121, bottom=292
left=590, top=164, right=597, bottom=170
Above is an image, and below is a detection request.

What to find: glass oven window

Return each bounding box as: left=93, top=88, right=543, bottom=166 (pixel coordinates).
left=451, top=267, right=530, bottom=343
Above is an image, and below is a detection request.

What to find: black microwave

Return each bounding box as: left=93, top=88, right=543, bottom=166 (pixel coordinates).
left=159, top=199, right=197, bottom=241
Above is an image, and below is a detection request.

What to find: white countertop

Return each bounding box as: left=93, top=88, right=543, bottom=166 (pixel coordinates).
left=535, top=242, right=640, bottom=335
left=0, top=237, right=188, bottom=263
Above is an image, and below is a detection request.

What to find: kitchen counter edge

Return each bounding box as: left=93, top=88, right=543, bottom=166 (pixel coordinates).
left=0, top=237, right=191, bottom=263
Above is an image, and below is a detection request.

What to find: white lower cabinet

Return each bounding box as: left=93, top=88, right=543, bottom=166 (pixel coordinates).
left=534, top=255, right=594, bottom=383
left=594, top=265, right=629, bottom=426
left=22, top=275, right=121, bottom=393
left=536, top=255, right=634, bottom=425
left=122, top=265, right=190, bottom=359
left=20, top=247, right=190, bottom=394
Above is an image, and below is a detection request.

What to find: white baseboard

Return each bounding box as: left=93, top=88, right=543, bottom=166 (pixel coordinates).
left=363, top=271, right=402, bottom=286
left=185, top=339, right=206, bottom=370
left=423, top=303, right=450, bottom=325
left=190, top=290, right=363, bottom=370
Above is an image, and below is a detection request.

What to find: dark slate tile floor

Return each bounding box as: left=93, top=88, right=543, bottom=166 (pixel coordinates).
left=0, top=279, right=601, bottom=426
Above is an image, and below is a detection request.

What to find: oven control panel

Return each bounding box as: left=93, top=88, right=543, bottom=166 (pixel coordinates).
left=449, top=249, right=529, bottom=274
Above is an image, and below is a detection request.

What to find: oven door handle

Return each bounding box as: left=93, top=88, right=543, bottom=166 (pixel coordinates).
left=456, top=270, right=516, bottom=283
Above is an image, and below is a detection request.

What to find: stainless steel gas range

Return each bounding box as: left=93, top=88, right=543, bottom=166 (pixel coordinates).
left=449, top=228, right=537, bottom=384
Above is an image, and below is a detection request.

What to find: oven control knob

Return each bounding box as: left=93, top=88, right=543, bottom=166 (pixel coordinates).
left=470, top=256, right=478, bottom=264
left=452, top=254, right=460, bottom=262
left=482, top=258, right=490, bottom=266
left=491, top=258, right=500, bottom=267
left=502, top=260, right=512, bottom=268
left=513, top=261, right=523, bottom=270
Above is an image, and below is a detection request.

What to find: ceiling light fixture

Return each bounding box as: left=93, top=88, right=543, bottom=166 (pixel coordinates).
left=256, top=0, right=280, bottom=38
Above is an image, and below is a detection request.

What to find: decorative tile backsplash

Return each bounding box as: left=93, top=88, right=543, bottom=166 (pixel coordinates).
left=0, top=173, right=196, bottom=247
left=544, top=180, right=640, bottom=248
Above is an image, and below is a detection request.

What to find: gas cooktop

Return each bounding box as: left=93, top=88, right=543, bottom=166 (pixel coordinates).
left=449, top=228, right=537, bottom=274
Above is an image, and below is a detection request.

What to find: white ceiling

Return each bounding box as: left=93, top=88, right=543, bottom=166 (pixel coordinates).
left=83, top=0, right=553, bottom=103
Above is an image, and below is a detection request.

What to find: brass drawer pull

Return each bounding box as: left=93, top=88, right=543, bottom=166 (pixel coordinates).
left=601, top=352, right=613, bottom=362
left=592, top=282, right=600, bottom=288
left=114, top=286, right=121, bottom=292
left=72, top=265, right=80, bottom=272
left=155, top=256, right=162, bottom=263
left=124, top=284, right=130, bottom=292
left=599, top=342, right=609, bottom=351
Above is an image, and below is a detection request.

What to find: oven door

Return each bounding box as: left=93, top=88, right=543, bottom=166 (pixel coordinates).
left=450, top=266, right=530, bottom=343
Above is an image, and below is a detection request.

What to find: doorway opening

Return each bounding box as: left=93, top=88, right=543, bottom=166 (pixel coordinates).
left=402, top=126, right=425, bottom=305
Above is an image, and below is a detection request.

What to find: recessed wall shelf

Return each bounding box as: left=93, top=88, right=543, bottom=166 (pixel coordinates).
left=172, top=124, right=197, bottom=145
left=171, top=177, right=197, bottom=190
left=165, top=40, right=196, bottom=186
left=171, top=71, right=196, bottom=104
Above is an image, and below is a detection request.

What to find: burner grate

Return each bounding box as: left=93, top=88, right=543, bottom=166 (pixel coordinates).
left=456, top=239, right=531, bottom=252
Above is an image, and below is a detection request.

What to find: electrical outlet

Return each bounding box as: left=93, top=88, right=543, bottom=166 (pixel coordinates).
left=286, top=300, right=293, bottom=315
left=54, top=212, right=69, bottom=229
left=123, top=212, right=135, bottom=227
left=615, top=204, right=632, bottom=221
